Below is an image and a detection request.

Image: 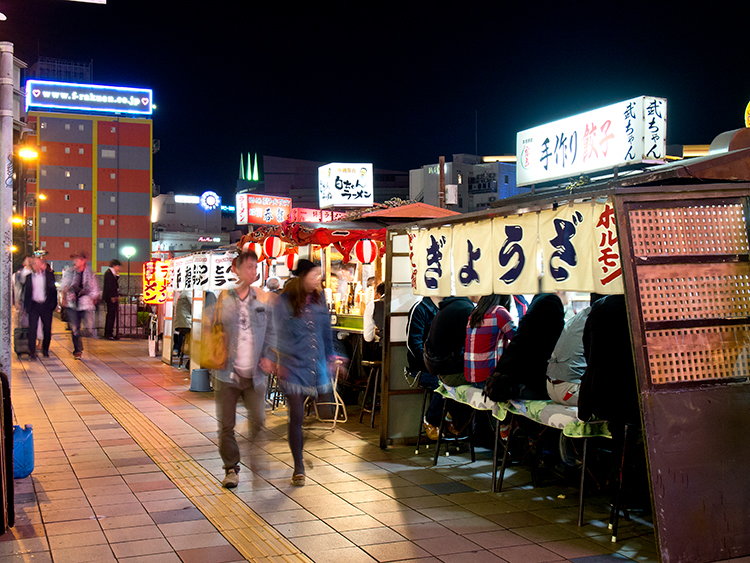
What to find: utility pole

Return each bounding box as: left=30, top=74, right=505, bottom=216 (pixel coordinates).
left=0, top=43, right=14, bottom=377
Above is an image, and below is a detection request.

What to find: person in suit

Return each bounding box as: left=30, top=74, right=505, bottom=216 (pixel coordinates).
left=23, top=256, right=57, bottom=360
left=103, top=259, right=121, bottom=340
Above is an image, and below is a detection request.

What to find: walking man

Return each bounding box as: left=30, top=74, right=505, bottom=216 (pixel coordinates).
left=60, top=251, right=100, bottom=359
left=103, top=259, right=121, bottom=340
left=212, top=251, right=277, bottom=488
left=23, top=256, right=56, bottom=360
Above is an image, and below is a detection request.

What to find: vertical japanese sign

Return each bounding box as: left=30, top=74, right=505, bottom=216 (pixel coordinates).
left=172, top=256, right=189, bottom=291
left=209, top=251, right=240, bottom=291
left=190, top=254, right=210, bottom=290
left=592, top=201, right=623, bottom=293
left=452, top=223, right=492, bottom=296
left=539, top=205, right=596, bottom=293
left=143, top=260, right=171, bottom=304
left=414, top=228, right=452, bottom=296
left=491, top=214, right=540, bottom=295
left=517, top=96, right=667, bottom=187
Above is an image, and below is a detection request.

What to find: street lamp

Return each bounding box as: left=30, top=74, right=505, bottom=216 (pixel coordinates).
left=121, top=246, right=136, bottom=299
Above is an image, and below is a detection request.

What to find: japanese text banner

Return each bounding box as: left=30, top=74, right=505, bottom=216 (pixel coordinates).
left=414, top=228, right=452, bottom=296
left=591, top=201, right=623, bottom=294
left=540, top=205, right=596, bottom=293
left=209, top=252, right=240, bottom=291
left=492, top=213, right=540, bottom=295
left=453, top=223, right=493, bottom=296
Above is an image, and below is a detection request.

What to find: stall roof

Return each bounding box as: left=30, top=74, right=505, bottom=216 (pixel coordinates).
left=361, top=202, right=461, bottom=220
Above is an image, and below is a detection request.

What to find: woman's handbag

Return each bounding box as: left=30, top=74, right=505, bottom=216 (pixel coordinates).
left=200, top=291, right=228, bottom=370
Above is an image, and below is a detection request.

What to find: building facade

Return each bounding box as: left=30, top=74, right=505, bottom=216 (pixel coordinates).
left=151, top=192, right=231, bottom=254
left=26, top=111, right=152, bottom=274
left=410, top=154, right=527, bottom=213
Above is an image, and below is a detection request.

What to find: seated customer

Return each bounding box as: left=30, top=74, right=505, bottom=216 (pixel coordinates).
left=484, top=292, right=566, bottom=402
left=546, top=303, right=592, bottom=406
left=423, top=296, right=476, bottom=388
left=464, top=294, right=516, bottom=387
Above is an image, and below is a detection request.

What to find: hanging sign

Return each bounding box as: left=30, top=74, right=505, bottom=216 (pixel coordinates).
left=236, top=193, right=292, bottom=225
left=592, top=201, right=624, bottom=293
left=414, top=227, right=452, bottom=296
left=452, top=223, right=492, bottom=297
left=539, top=205, right=596, bottom=293
left=209, top=251, right=240, bottom=291
left=318, top=163, right=374, bottom=208
left=491, top=213, right=540, bottom=295
left=143, top=260, right=171, bottom=304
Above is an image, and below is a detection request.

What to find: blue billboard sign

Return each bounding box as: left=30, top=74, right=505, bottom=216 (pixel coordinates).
left=26, top=80, right=153, bottom=116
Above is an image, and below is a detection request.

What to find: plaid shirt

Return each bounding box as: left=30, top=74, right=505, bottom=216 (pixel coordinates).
left=465, top=305, right=516, bottom=383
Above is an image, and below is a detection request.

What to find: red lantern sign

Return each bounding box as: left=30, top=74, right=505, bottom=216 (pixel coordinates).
left=286, top=252, right=299, bottom=271
left=143, top=259, right=171, bottom=304
left=242, top=241, right=264, bottom=260
left=353, top=239, right=378, bottom=264
left=263, top=236, right=285, bottom=258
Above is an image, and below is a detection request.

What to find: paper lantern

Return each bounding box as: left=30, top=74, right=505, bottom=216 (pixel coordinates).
left=263, top=236, right=285, bottom=258
left=286, top=252, right=299, bottom=271
left=242, top=241, right=264, bottom=260
left=353, top=239, right=378, bottom=264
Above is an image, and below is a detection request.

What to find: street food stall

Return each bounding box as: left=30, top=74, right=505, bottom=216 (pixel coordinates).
left=381, top=135, right=750, bottom=563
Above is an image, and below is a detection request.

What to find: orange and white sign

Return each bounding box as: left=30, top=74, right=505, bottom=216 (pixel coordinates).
left=236, top=193, right=292, bottom=225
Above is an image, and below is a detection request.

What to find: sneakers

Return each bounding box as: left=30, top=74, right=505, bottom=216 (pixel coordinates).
left=222, top=468, right=239, bottom=488
left=73, top=352, right=83, bottom=360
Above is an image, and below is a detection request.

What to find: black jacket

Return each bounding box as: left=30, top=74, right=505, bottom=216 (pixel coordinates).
left=424, top=296, right=474, bottom=376
left=406, top=297, right=439, bottom=373
left=23, top=268, right=57, bottom=312
left=485, top=293, right=565, bottom=401
left=103, top=268, right=119, bottom=301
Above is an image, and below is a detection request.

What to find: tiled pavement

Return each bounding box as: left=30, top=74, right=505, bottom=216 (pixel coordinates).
left=2, top=323, right=673, bottom=563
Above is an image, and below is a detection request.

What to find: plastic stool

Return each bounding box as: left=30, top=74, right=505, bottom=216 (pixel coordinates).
left=189, top=369, right=212, bottom=392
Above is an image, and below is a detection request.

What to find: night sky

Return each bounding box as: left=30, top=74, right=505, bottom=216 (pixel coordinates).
left=3, top=0, right=748, bottom=203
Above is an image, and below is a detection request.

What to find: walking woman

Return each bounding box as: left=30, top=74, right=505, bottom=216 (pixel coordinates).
left=272, top=260, right=341, bottom=486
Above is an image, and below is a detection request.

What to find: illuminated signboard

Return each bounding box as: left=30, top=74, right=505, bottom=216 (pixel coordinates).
left=200, top=191, right=220, bottom=211
left=143, top=260, right=171, bottom=304
left=236, top=193, right=292, bottom=225
left=516, top=96, right=667, bottom=187
left=174, top=195, right=199, bottom=204
left=26, top=80, right=153, bottom=116
left=318, top=163, right=374, bottom=208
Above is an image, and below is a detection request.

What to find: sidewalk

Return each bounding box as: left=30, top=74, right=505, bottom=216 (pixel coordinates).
left=2, top=321, right=664, bottom=563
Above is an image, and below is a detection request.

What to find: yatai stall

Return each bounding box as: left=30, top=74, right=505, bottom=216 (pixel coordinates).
left=381, top=96, right=750, bottom=563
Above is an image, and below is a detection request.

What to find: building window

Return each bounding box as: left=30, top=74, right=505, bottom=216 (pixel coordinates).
left=64, top=147, right=70, bottom=154
left=65, top=171, right=70, bottom=177
left=41, top=217, right=46, bottom=224
left=101, top=149, right=116, bottom=158
left=458, top=173, right=463, bottom=185
left=98, top=242, right=104, bottom=248
left=504, top=175, right=509, bottom=183
left=40, top=122, right=47, bottom=129
left=78, top=207, right=84, bottom=213
left=41, top=146, right=47, bottom=152
left=79, top=183, right=85, bottom=190
left=79, top=124, right=84, bottom=131
left=41, top=169, right=46, bottom=176
left=65, top=124, right=70, bottom=130
left=64, top=241, right=70, bottom=248
left=110, top=196, right=116, bottom=202
left=40, top=241, right=46, bottom=248
left=166, top=203, right=176, bottom=214
left=110, top=127, right=116, bottom=133
left=99, top=219, right=104, bottom=225
left=64, top=218, right=70, bottom=224
left=78, top=148, right=84, bottom=155
left=64, top=194, right=70, bottom=201
left=110, top=173, right=116, bottom=179
left=110, top=242, right=115, bottom=249
left=110, top=219, right=115, bottom=226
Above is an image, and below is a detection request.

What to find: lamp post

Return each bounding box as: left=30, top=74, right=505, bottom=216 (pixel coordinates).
left=121, top=246, right=136, bottom=299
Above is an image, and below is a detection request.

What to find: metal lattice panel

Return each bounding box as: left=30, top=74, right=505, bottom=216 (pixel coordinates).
left=638, top=263, right=750, bottom=322
left=629, top=204, right=748, bottom=256
left=646, top=325, right=750, bottom=383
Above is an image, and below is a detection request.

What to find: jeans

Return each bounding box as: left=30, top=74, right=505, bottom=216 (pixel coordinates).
left=215, top=376, right=266, bottom=471
left=66, top=308, right=85, bottom=354
left=414, top=371, right=446, bottom=427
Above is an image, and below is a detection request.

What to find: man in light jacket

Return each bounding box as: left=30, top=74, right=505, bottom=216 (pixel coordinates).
left=59, top=251, right=101, bottom=360
left=210, top=250, right=277, bottom=488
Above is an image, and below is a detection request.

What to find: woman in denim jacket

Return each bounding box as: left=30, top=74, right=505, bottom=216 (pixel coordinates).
left=272, top=259, right=340, bottom=486
left=211, top=251, right=277, bottom=488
